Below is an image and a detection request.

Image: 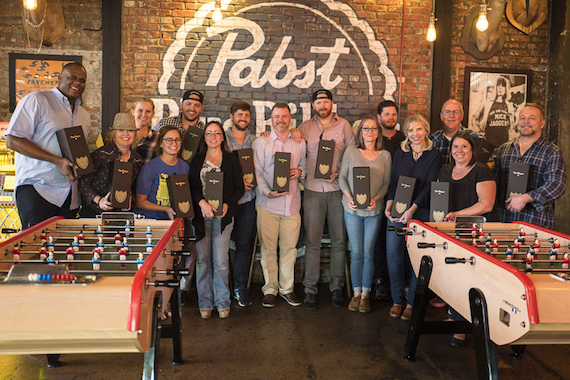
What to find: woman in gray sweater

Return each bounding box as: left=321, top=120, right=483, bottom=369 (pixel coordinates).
left=339, top=117, right=391, bottom=313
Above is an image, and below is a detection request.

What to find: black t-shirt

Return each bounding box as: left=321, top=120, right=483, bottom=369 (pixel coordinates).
left=382, top=130, right=405, bottom=157
left=438, top=162, right=495, bottom=212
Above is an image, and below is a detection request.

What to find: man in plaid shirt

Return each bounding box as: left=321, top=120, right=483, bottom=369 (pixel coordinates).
left=154, top=90, right=205, bottom=135
left=429, top=99, right=482, bottom=166
left=493, top=103, right=567, bottom=229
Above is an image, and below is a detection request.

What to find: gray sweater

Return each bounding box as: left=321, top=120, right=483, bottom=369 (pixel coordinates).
left=339, top=145, right=392, bottom=216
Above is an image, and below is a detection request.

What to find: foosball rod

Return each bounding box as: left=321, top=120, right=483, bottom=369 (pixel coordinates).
left=11, top=250, right=152, bottom=256
left=54, top=224, right=170, bottom=230
left=0, top=259, right=145, bottom=264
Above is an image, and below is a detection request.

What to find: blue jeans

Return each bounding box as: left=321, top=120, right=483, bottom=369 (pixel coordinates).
left=195, top=218, right=234, bottom=310
left=344, top=211, right=382, bottom=293
left=386, top=208, right=429, bottom=305
left=230, top=199, right=256, bottom=291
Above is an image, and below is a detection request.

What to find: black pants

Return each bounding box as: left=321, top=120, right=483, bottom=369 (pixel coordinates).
left=16, top=185, right=78, bottom=229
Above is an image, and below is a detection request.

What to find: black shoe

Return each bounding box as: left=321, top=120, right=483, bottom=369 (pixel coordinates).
left=331, top=289, right=344, bottom=308
left=304, top=293, right=317, bottom=310
left=450, top=336, right=466, bottom=348
left=280, top=292, right=302, bottom=307
left=375, top=279, right=390, bottom=301
left=262, top=294, right=276, bottom=308
left=234, top=289, right=252, bottom=307
left=180, top=290, right=188, bottom=306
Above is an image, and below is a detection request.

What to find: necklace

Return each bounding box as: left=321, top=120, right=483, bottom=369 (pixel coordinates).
left=411, top=145, right=423, bottom=160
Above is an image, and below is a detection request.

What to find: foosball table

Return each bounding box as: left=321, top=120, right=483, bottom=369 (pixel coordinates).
left=0, top=213, right=190, bottom=379
left=402, top=219, right=570, bottom=379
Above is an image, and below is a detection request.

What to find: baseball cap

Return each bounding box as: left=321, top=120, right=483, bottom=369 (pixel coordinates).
left=312, top=89, right=333, bottom=102
left=182, top=90, right=204, bottom=104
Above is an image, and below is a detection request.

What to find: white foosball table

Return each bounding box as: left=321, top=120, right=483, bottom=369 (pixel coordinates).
left=402, top=220, right=570, bottom=379
left=0, top=214, right=190, bottom=379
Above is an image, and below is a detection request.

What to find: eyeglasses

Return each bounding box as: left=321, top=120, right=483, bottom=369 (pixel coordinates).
left=163, top=138, right=182, bottom=145
left=442, top=110, right=463, bottom=115
left=205, top=132, right=223, bottom=137
left=362, top=127, right=378, bottom=132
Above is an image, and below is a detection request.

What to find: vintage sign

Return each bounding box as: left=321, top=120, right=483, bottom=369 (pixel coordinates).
left=152, top=0, right=397, bottom=135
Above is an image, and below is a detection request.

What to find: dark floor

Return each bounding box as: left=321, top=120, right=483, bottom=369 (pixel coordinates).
left=1, top=284, right=569, bottom=380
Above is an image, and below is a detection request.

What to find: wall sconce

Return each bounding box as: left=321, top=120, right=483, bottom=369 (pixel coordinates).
left=212, top=0, right=223, bottom=22
left=23, top=0, right=38, bottom=11
left=426, top=13, right=437, bottom=42
left=476, top=0, right=489, bottom=32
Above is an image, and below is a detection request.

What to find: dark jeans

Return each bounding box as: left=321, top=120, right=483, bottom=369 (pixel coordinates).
left=16, top=185, right=77, bottom=228
left=231, top=199, right=256, bottom=291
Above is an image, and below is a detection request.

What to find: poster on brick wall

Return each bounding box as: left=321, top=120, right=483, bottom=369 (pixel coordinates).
left=8, top=53, right=82, bottom=112
left=464, top=67, right=532, bottom=149
left=148, top=0, right=399, bottom=136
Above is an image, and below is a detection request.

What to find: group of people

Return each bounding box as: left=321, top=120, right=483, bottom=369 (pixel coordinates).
left=6, top=63, right=567, bottom=334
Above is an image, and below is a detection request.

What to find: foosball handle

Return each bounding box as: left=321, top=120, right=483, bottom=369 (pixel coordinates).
left=1, top=228, right=20, bottom=234
left=418, top=242, right=436, bottom=248
left=445, top=256, right=476, bottom=265
left=150, top=280, right=180, bottom=288
left=170, top=250, right=192, bottom=257
left=167, top=269, right=190, bottom=276
left=397, top=230, right=413, bottom=236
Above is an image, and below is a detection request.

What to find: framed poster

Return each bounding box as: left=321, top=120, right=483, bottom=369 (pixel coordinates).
left=464, top=67, right=532, bottom=148
left=9, top=53, right=82, bottom=112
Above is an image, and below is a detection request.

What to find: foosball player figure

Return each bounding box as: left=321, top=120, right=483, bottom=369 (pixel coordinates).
left=92, top=251, right=101, bottom=271
left=137, top=252, right=145, bottom=269
left=146, top=237, right=153, bottom=252
left=563, top=253, right=569, bottom=269
left=528, top=245, right=536, bottom=259
left=39, top=243, right=47, bottom=260
left=47, top=236, right=55, bottom=252
left=533, top=239, right=540, bottom=255
left=72, top=236, right=80, bottom=252
left=485, top=233, right=492, bottom=248
left=472, top=238, right=478, bottom=248
left=505, top=245, right=513, bottom=260
left=471, top=223, right=477, bottom=238
left=46, top=251, right=56, bottom=265
left=122, top=236, right=129, bottom=250
left=513, top=239, right=521, bottom=258
left=40, top=230, right=47, bottom=244
left=66, top=244, right=75, bottom=268
left=12, top=243, right=20, bottom=263
left=455, top=233, right=461, bottom=240
left=552, top=239, right=561, bottom=255
left=125, top=220, right=131, bottom=236
left=518, top=227, right=526, bottom=244
left=114, top=233, right=122, bottom=246
left=492, top=238, right=499, bottom=257
left=524, top=252, right=533, bottom=273
left=78, top=230, right=85, bottom=244
left=119, top=246, right=128, bottom=269
left=549, top=248, right=557, bottom=269
left=484, top=247, right=491, bottom=256
left=96, top=225, right=103, bottom=236
left=97, top=236, right=104, bottom=249
left=146, top=225, right=152, bottom=238
left=478, top=227, right=484, bottom=240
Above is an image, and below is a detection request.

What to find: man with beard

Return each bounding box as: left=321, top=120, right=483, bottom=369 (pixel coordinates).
left=299, top=89, right=356, bottom=310
left=430, top=99, right=481, bottom=166
left=494, top=103, right=566, bottom=229
left=7, top=62, right=91, bottom=229
left=253, top=103, right=306, bottom=308
left=372, top=100, right=406, bottom=301
left=154, top=90, right=205, bottom=135
left=225, top=101, right=256, bottom=307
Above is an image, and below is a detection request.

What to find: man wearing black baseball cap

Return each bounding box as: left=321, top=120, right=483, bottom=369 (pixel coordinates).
left=154, top=89, right=205, bottom=135
left=299, top=89, right=355, bottom=310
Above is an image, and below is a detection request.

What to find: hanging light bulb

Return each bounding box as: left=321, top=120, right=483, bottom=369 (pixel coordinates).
left=212, top=1, right=223, bottom=22
left=426, top=14, right=437, bottom=42
left=23, top=0, right=38, bottom=11
left=476, top=1, right=489, bottom=32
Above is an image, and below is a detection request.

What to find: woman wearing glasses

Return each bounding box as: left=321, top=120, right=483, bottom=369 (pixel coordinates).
left=189, top=121, right=244, bottom=319
left=135, top=125, right=189, bottom=220
left=339, top=117, right=391, bottom=313
left=385, top=115, right=442, bottom=321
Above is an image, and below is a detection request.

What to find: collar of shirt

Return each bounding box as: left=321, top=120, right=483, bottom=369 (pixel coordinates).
left=270, top=128, right=292, bottom=142
left=52, top=87, right=82, bottom=110
left=312, top=113, right=339, bottom=135
left=227, top=127, right=253, bottom=150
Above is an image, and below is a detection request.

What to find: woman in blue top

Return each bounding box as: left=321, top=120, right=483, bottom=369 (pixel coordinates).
left=385, top=114, right=442, bottom=321
left=135, top=125, right=189, bottom=220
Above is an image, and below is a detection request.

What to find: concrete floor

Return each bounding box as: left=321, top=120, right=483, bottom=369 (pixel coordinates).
left=1, top=284, right=569, bottom=380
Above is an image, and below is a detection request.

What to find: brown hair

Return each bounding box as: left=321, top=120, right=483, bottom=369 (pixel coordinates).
left=355, top=117, right=382, bottom=151
left=154, top=125, right=181, bottom=156
left=447, top=131, right=477, bottom=169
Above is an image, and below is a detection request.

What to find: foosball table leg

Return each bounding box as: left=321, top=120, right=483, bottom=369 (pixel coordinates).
left=46, top=354, right=61, bottom=368
left=469, top=288, right=499, bottom=380
left=510, top=344, right=526, bottom=359
left=404, top=255, right=434, bottom=361
left=169, top=281, right=184, bottom=366
left=143, top=293, right=162, bottom=380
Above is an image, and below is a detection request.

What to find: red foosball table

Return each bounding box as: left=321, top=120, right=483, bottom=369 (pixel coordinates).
left=0, top=214, right=189, bottom=379
left=402, top=220, right=570, bottom=379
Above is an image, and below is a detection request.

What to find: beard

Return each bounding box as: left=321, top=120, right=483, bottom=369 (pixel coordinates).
left=316, top=108, right=332, bottom=119
left=233, top=121, right=249, bottom=131
left=381, top=121, right=397, bottom=129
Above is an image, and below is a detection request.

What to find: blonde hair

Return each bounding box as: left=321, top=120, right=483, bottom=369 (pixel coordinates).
left=400, top=114, right=433, bottom=152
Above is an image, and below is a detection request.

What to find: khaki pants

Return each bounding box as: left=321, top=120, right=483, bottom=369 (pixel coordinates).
left=257, top=207, right=301, bottom=296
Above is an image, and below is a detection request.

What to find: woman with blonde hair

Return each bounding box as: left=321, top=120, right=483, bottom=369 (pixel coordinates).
left=384, top=114, right=442, bottom=321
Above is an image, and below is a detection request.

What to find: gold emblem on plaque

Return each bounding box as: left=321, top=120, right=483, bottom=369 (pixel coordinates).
left=208, top=199, right=219, bottom=209
left=395, top=202, right=407, bottom=214
left=244, top=173, right=254, bottom=184
left=433, top=211, right=444, bottom=222
left=319, top=164, right=330, bottom=175
left=76, top=156, right=89, bottom=169
left=115, top=190, right=127, bottom=204
left=356, top=194, right=367, bottom=205
left=179, top=201, right=190, bottom=214
left=182, top=149, right=193, bottom=160
left=276, top=176, right=287, bottom=188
